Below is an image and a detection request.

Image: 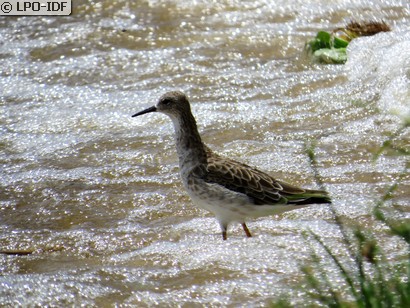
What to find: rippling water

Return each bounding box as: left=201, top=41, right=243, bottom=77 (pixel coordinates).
left=1, top=0, right=409, bottom=306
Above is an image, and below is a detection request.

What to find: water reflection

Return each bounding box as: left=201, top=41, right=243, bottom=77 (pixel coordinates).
left=0, top=0, right=409, bottom=306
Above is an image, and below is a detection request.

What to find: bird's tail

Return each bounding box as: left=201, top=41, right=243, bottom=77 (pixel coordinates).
left=286, top=188, right=332, bottom=205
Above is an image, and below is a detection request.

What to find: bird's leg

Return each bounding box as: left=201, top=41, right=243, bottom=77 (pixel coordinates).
left=219, top=222, right=228, bottom=240
left=242, top=223, right=252, bottom=238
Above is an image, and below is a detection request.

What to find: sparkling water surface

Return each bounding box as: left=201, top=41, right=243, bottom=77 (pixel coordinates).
left=1, top=0, right=409, bottom=306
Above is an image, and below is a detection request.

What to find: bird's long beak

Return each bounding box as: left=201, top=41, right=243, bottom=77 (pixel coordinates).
left=132, top=106, right=157, bottom=117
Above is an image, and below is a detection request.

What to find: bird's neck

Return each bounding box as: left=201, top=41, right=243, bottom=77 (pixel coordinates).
left=171, top=112, right=207, bottom=172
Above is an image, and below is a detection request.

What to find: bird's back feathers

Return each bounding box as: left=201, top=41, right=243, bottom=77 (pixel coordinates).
left=204, top=147, right=331, bottom=206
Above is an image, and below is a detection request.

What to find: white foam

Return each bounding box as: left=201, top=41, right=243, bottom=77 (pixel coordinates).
left=345, top=29, right=410, bottom=121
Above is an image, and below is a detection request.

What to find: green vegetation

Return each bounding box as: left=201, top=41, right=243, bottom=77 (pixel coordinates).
left=303, top=183, right=409, bottom=307
left=274, top=122, right=409, bottom=307
left=305, top=31, right=348, bottom=64
left=305, top=21, right=391, bottom=64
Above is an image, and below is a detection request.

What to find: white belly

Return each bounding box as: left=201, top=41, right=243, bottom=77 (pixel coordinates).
left=183, top=178, right=303, bottom=224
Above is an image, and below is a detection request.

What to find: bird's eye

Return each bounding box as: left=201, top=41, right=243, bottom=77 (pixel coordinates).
left=162, top=99, right=171, bottom=106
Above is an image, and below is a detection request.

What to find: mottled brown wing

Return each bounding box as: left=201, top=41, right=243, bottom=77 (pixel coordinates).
left=204, top=150, right=308, bottom=205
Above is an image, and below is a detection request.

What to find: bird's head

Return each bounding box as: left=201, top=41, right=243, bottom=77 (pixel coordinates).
left=132, top=91, right=191, bottom=119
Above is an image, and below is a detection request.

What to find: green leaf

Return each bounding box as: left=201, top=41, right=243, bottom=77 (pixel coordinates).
left=316, top=31, right=332, bottom=48
left=313, top=48, right=347, bottom=64
left=333, top=36, right=349, bottom=48
left=306, top=38, right=322, bottom=53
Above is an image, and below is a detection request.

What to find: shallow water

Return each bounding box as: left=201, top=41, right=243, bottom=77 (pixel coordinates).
left=1, top=0, right=409, bottom=306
